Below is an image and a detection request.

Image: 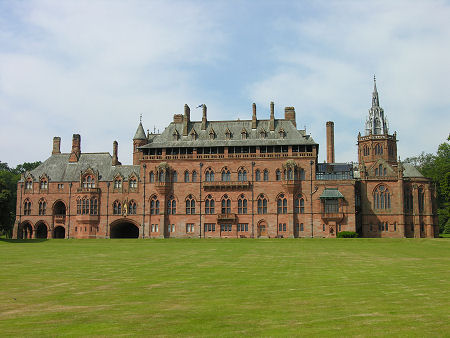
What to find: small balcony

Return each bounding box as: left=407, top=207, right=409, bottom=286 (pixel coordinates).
left=54, top=214, right=66, bottom=224
left=155, top=181, right=172, bottom=194
left=203, top=181, right=251, bottom=191
left=76, top=214, right=100, bottom=223
left=217, top=213, right=236, bottom=223
left=282, top=179, right=300, bottom=193
left=321, top=212, right=344, bottom=222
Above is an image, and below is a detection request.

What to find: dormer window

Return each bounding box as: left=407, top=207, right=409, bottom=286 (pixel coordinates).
left=129, top=177, right=137, bottom=189
left=225, top=128, right=232, bottom=140
left=241, top=128, right=248, bottom=139
left=25, top=179, right=33, bottom=190
left=190, top=129, right=198, bottom=140
left=40, top=179, right=48, bottom=190
left=279, top=128, right=286, bottom=138
left=114, top=178, right=122, bottom=189
left=259, top=129, right=266, bottom=139
left=173, top=129, right=180, bottom=141
left=83, top=175, right=95, bottom=189
left=209, top=128, right=215, bottom=140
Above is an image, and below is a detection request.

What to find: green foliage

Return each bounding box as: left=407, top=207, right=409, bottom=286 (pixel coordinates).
left=337, top=231, right=358, bottom=238
left=405, top=137, right=450, bottom=233
left=0, top=161, right=41, bottom=237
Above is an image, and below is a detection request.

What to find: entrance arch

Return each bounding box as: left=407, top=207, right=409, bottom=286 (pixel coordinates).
left=110, top=220, right=139, bottom=238
left=18, top=222, right=33, bottom=239
left=53, top=226, right=65, bottom=239
left=257, top=220, right=268, bottom=238
left=53, top=200, right=66, bottom=215
left=35, top=222, right=48, bottom=239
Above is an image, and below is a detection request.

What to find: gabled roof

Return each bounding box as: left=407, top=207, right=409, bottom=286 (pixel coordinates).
left=402, top=163, right=424, bottom=178
left=140, top=119, right=316, bottom=149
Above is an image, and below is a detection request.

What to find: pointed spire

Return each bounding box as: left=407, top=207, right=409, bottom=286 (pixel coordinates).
left=133, top=120, right=146, bottom=140
left=372, top=74, right=379, bottom=107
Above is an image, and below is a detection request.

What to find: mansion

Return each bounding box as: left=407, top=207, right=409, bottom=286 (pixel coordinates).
left=13, top=79, right=439, bottom=239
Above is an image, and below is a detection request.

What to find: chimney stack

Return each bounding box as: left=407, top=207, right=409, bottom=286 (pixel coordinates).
left=201, top=104, right=207, bottom=130
left=69, top=134, right=81, bottom=162
left=269, top=101, right=275, bottom=131
left=112, top=140, right=121, bottom=166
left=52, top=137, right=61, bottom=155
left=183, top=104, right=190, bottom=136
left=252, top=103, right=257, bottom=129
left=326, top=121, right=335, bottom=163
left=284, top=107, right=296, bottom=127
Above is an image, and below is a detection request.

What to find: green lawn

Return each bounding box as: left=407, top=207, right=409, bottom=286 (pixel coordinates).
left=1, top=238, right=449, bottom=336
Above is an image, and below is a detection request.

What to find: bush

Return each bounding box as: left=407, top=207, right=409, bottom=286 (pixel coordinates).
left=337, top=231, right=358, bottom=238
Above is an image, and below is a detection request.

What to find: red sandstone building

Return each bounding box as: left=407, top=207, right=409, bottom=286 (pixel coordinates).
left=13, top=79, right=439, bottom=239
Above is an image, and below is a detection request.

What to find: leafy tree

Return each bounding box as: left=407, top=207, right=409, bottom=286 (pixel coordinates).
left=0, top=161, right=41, bottom=237
left=405, top=136, right=450, bottom=233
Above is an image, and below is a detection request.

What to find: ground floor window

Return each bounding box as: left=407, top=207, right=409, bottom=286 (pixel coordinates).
left=186, top=223, right=195, bottom=233
left=278, top=223, right=287, bottom=232
left=300, top=223, right=304, bottom=231
left=338, top=224, right=341, bottom=231
left=204, top=223, right=216, bottom=232
left=220, top=224, right=232, bottom=232
left=237, top=223, right=248, bottom=232
left=151, top=224, right=159, bottom=232
left=169, top=224, right=175, bottom=233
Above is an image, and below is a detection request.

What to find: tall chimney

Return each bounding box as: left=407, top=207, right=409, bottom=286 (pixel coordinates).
left=52, top=137, right=61, bottom=155
left=269, top=101, right=275, bottom=131
left=326, top=121, right=335, bottom=163
left=201, top=104, right=207, bottom=130
left=284, top=107, right=296, bottom=127
left=252, top=103, right=257, bottom=129
left=183, top=104, right=190, bottom=136
left=69, top=134, right=81, bottom=162
left=112, top=140, right=121, bottom=166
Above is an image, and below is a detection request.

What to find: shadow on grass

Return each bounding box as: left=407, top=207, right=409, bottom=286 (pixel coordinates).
left=0, top=238, right=48, bottom=244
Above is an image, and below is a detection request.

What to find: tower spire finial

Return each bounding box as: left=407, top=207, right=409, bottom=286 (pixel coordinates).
left=139, top=114, right=142, bottom=124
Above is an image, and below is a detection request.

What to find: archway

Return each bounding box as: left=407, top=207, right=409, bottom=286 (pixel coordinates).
left=53, top=226, right=65, bottom=239
left=18, top=222, right=33, bottom=239
left=110, top=221, right=139, bottom=238
left=53, top=200, right=66, bottom=215
left=35, top=222, right=48, bottom=239
left=257, top=221, right=268, bottom=238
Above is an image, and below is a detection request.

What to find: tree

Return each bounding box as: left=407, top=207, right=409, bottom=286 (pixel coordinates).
left=405, top=136, right=450, bottom=233
left=0, top=161, right=41, bottom=237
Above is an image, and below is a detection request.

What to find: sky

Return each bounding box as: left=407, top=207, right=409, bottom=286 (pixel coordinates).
left=1, top=0, right=449, bottom=167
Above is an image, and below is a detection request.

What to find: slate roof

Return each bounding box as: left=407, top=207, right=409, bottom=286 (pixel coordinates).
left=21, top=153, right=140, bottom=182
left=402, top=163, right=424, bottom=178
left=140, top=119, right=317, bottom=149
left=320, top=188, right=345, bottom=199
left=133, top=122, right=146, bottom=140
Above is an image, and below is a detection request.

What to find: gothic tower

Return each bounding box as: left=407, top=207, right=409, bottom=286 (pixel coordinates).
left=133, top=119, right=147, bottom=165
left=358, top=76, right=398, bottom=169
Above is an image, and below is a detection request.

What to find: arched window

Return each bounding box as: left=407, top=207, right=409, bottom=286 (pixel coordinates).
left=363, top=145, right=370, bottom=156
left=24, top=199, right=31, bottom=215
left=287, top=168, right=293, bottom=180
left=221, top=168, right=231, bottom=182
left=373, top=185, right=391, bottom=209
left=299, top=168, right=305, bottom=180
left=404, top=188, right=413, bottom=211
left=263, top=169, right=269, bottom=181
left=238, top=168, right=247, bottom=182
left=378, top=164, right=383, bottom=176
left=90, top=198, right=98, bottom=215
left=205, top=168, right=214, bottom=182
left=185, top=195, right=195, bottom=214
left=375, top=144, right=383, bottom=155
left=275, top=169, right=281, bottom=181
left=40, top=179, right=48, bottom=189
left=158, top=171, right=165, bottom=183
left=205, top=195, right=215, bottom=214
left=184, top=171, right=189, bottom=183
left=128, top=200, right=137, bottom=215
left=192, top=171, right=197, bottom=182
left=83, top=175, right=95, bottom=188
left=238, top=194, right=247, bottom=214
left=221, top=195, right=231, bottom=214
left=114, top=178, right=122, bottom=189
left=25, top=179, right=33, bottom=190
left=255, top=169, right=261, bottom=181
left=149, top=171, right=155, bottom=183
left=38, top=199, right=46, bottom=215
left=150, top=196, right=159, bottom=215
left=418, top=187, right=424, bottom=213
left=129, top=178, right=137, bottom=189
left=167, top=197, right=176, bottom=214
left=113, top=200, right=121, bottom=215
left=294, top=195, right=305, bottom=214
left=257, top=195, right=267, bottom=214
left=76, top=198, right=81, bottom=214
left=172, top=171, right=177, bottom=183
left=277, top=194, right=287, bottom=214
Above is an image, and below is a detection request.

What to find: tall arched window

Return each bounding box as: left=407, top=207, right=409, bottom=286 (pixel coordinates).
left=221, top=195, right=231, bottom=214
left=255, top=169, right=261, bottom=181
left=257, top=195, right=267, bottom=214
left=38, top=199, right=46, bottom=215
left=404, top=189, right=413, bottom=211
left=150, top=196, right=159, bottom=215
left=90, top=198, right=98, bottom=215
left=25, top=179, right=33, bottom=190
left=375, top=144, right=383, bottom=155
left=238, top=194, right=247, bottom=214
left=76, top=198, right=81, bottom=214
left=184, top=171, right=189, bottom=183
left=167, top=197, right=176, bottom=214
left=172, top=171, right=177, bottom=182
left=192, top=170, right=197, bottom=182
left=159, top=171, right=165, bottom=183
left=205, top=195, right=215, bottom=214
left=149, top=171, right=155, bottom=183
left=287, top=168, right=293, bottom=180
left=114, top=178, right=122, bottom=189
left=277, top=194, right=287, bottom=214
left=24, top=199, right=31, bottom=215
left=238, top=168, right=247, bottom=182
left=221, top=168, right=231, bottom=182
left=128, top=200, right=137, bottom=215
left=40, top=179, right=48, bottom=189
left=185, top=195, right=195, bottom=214
left=373, top=185, right=391, bottom=209
left=418, top=187, right=424, bottom=213
left=294, top=195, right=305, bottom=214
left=113, top=200, right=121, bottom=215
left=263, top=169, right=269, bottom=181
left=275, top=169, right=281, bottom=181
left=83, top=175, right=95, bottom=188
left=129, top=178, right=137, bottom=189
left=205, top=168, right=214, bottom=182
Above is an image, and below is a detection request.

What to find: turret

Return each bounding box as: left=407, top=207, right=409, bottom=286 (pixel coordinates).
left=133, top=119, right=147, bottom=165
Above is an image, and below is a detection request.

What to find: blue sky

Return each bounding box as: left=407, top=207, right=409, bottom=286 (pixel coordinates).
left=1, top=0, right=449, bottom=166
